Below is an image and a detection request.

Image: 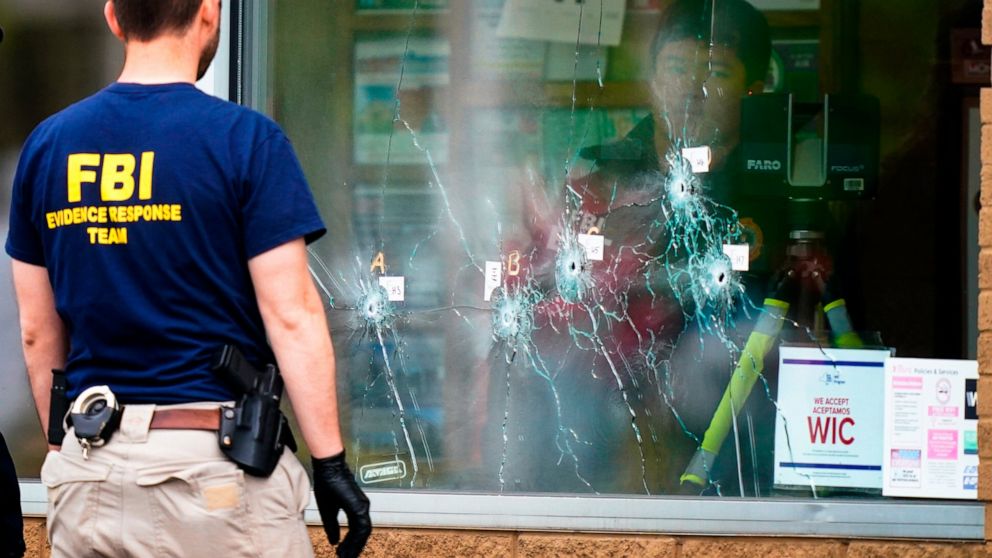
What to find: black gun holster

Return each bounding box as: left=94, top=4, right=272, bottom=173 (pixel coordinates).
left=212, top=345, right=297, bottom=477
left=48, top=369, right=70, bottom=446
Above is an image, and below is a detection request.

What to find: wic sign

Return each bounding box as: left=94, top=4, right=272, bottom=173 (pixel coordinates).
left=773, top=347, right=891, bottom=490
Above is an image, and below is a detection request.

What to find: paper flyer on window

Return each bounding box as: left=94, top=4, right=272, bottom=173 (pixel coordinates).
left=470, top=1, right=546, bottom=80
left=353, top=35, right=450, bottom=165
left=496, top=0, right=626, bottom=46
left=773, top=346, right=890, bottom=489
left=882, top=358, right=978, bottom=499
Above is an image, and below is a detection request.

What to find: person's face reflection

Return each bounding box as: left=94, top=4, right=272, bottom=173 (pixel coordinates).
left=651, top=39, right=750, bottom=151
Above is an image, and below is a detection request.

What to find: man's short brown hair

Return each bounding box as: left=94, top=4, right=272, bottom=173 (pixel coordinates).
left=112, top=0, right=203, bottom=41
left=651, top=0, right=771, bottom=85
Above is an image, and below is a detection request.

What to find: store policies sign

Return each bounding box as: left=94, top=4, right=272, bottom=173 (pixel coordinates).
left=882, top=358, right=978, bottom=499
left=773, top=346, right=890, bottom=489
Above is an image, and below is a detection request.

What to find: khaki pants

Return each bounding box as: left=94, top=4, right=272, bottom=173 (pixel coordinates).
left=41, top=403, right=314, bottom=558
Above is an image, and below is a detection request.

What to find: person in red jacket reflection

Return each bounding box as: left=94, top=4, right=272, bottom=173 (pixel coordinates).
left=475, top=0, right=772, bottom=495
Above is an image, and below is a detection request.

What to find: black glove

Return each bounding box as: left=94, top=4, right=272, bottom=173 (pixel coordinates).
left=312, top=451, right=372, bottom=557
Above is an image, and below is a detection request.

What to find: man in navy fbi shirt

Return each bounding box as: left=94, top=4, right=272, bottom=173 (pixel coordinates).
left=6, top=2, right=369, bottom=556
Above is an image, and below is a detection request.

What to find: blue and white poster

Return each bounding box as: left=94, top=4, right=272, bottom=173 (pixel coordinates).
left=773, top=346, right=891, bottom=489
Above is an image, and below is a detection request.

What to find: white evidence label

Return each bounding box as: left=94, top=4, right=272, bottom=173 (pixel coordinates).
left=682, top=146, right=712, bottom=173
left=484, top=261, right=503, bottom=301
left=577, top=233, right=605, bottom=261
left=722, top=244, right=750, bottom=271
left=378, top=276, right=405, bottom=302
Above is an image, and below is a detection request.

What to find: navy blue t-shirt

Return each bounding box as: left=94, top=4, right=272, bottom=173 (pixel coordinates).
left=5, top=82, right=326, bottom=403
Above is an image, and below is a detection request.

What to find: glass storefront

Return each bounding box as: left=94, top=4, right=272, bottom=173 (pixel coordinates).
left=3, top=1, right=987, bottom=532
left=255, top=0, right=985, bottom=500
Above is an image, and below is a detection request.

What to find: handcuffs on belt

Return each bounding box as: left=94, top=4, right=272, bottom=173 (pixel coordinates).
left=68, top=385, right=122, bottom=459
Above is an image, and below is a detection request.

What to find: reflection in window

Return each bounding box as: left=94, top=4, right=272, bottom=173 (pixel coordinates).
left=269, top=0, right=980, bottom=499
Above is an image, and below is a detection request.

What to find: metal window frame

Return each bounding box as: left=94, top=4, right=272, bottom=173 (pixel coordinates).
left=19, top=480, right=983, bottom=540
left=233, top=0, right=268, bottom=109
left=151, top=0, right=985, bottom=541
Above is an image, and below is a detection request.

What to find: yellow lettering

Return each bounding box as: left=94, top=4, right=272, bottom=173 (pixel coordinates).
left=138, top=152, right=154, bottom=200
left=370, top=251, right=386, bottom=274
left=108, top=227, right=127, bottom=244
left=67, top=153, right=100, bottom=203
left=100, top=154, right=136, bottom=201
left=48, top=203, right=180, bottom=229
left=86, top=227, right=127, bottom=244
left=506, top=250, right=521, bottom=277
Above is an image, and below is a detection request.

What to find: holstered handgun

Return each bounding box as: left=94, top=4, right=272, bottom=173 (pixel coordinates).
left=47, top=369, right=69, bottom=446
left=212, top=345, right=296, bottom=477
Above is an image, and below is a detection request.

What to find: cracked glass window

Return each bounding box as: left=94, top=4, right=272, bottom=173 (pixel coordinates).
left=0, top=0, right=980, bottom=510
left=265, top=0, right=977, bottom=499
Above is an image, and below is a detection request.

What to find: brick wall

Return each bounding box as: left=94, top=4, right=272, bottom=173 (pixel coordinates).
left=981, top=1, right=992, bottom=550
left=19, top=518, right=992, bottom=557
left=24, top=518, right=992, bottom=558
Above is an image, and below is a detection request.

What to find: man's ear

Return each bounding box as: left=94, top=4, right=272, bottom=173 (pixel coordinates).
left=199, top=0, right=222, bottom=35
left=746, top=80, right=765, bottom=96
left=104, top=1, right=126, bottom=42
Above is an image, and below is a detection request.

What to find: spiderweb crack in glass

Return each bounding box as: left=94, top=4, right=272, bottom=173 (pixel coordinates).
left=299, top=0, right=859, bottom=497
